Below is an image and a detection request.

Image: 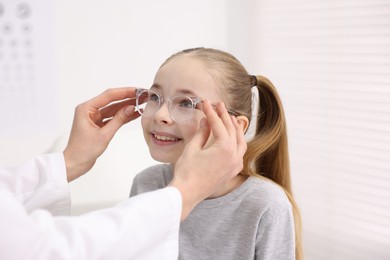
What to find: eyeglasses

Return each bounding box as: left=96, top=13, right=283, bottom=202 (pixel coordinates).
left=135, top=88, right=239, bottom=123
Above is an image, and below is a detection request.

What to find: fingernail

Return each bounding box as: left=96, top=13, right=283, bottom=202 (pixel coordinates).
left=124, top=105, right=134, bottom=116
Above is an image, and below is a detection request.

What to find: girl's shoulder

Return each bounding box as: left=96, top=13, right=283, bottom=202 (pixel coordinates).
left=133, top=164, right=173, bottom=186
left=134, top=163, right=173, bottom=182
left=244, top=176, right=292, bottom=212
left=130, top=164, right=173, bottom=196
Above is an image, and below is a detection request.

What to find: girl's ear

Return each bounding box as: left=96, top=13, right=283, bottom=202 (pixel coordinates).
left=236, top=115, right=249, bottom=133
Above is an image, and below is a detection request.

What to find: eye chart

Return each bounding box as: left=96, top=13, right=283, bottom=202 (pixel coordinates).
left=0, top=0, right=57, bottom=135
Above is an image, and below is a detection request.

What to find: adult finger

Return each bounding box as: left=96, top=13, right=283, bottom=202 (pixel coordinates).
left=102, top=105, right=140, bottom=138
left=85, top=87, right=137, bottom=110
left=215, top=102, right=236, bottom=138
left=99, top=97, right=136, bottom=119
left=202, top=100, right=229, bottom=140
left=185, top=118, right=211, bottom=151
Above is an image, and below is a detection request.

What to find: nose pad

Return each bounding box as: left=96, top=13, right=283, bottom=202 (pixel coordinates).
left=154, top=102, right=174, bottom=124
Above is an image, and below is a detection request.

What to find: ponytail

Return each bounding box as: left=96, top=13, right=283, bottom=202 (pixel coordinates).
left=244, top=75, right=304, bottom=260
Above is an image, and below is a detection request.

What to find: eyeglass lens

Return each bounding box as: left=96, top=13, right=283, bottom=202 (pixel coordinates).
left=136, top=89, right=197, bottom=122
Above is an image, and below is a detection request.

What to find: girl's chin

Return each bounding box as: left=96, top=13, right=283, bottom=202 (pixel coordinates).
left=150, top=154, right=178, bottom=164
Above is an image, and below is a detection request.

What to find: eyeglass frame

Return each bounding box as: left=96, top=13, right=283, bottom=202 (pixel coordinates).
left=135, top=88, right=239, bottom=122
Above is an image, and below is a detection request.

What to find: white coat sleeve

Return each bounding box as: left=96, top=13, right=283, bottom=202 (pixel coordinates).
left=0, top=154, right=181, bottom=260
left=0, top=153, right=71, bottom=215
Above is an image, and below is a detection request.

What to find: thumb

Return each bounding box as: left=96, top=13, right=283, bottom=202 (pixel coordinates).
left=103, top=105, right=136, bottom=138
left=187, top=118, right=211, bottom=150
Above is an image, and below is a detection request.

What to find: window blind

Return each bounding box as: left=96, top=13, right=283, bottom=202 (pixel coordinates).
left=252, top=0, right=390, bottom=259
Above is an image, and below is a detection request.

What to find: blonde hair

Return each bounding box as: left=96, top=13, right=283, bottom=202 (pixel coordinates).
left=162, top=47, right=303, bottom=260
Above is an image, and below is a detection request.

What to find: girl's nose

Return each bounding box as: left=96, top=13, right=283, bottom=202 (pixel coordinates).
left=154, top=101, right=174, bottom=125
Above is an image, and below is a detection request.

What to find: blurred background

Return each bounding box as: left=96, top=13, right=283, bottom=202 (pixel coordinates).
left=0, top=0, right=389, bottom=259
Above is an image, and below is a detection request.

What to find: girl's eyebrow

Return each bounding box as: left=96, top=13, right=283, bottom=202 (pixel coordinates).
left=150, top=83, right=161, bottom=90
left=151, top=83, right=198, bottom=96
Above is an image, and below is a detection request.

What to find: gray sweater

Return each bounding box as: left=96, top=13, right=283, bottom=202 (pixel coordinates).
left=130, top=164, right=295, bottom=260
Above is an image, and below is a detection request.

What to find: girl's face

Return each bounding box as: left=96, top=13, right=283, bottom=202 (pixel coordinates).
left=141, top=55, right=222, bottom=164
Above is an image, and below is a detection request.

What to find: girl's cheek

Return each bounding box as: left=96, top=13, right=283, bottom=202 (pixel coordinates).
left=141, top=115, right=151, bottom=128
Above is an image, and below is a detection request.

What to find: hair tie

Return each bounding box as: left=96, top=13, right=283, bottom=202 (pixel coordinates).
left=250, top=75, right=258, bottom=87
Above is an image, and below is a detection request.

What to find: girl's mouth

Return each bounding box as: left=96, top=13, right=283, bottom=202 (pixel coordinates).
left=151, top=132, right=182, bottom=144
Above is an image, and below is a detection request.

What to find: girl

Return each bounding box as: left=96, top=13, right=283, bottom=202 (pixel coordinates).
left=130, top=47, right=303, bottom=260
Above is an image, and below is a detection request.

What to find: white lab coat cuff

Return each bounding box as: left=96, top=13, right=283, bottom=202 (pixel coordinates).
left=23, top=153, right=71, bottom=215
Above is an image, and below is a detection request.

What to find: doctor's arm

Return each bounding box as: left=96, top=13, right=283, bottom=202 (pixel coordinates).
left=0, top=178, right=181, bottom=260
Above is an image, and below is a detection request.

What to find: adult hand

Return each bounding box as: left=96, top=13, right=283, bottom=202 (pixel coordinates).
left=63, top=87, right=141, bottom=182
left=170, top=100, right=247, bottom=220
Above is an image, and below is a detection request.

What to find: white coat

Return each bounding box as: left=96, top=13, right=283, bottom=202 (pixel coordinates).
left=0, top=153, right=180, bottom=260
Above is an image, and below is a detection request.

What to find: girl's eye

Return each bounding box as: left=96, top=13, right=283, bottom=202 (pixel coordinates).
left=178, top=98, right=193, bottom=108
left=149, top=93, right=160, bottom=102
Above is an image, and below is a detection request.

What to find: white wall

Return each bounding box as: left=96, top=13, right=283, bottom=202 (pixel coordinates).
left=244, top=1, right=390, bottom=259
